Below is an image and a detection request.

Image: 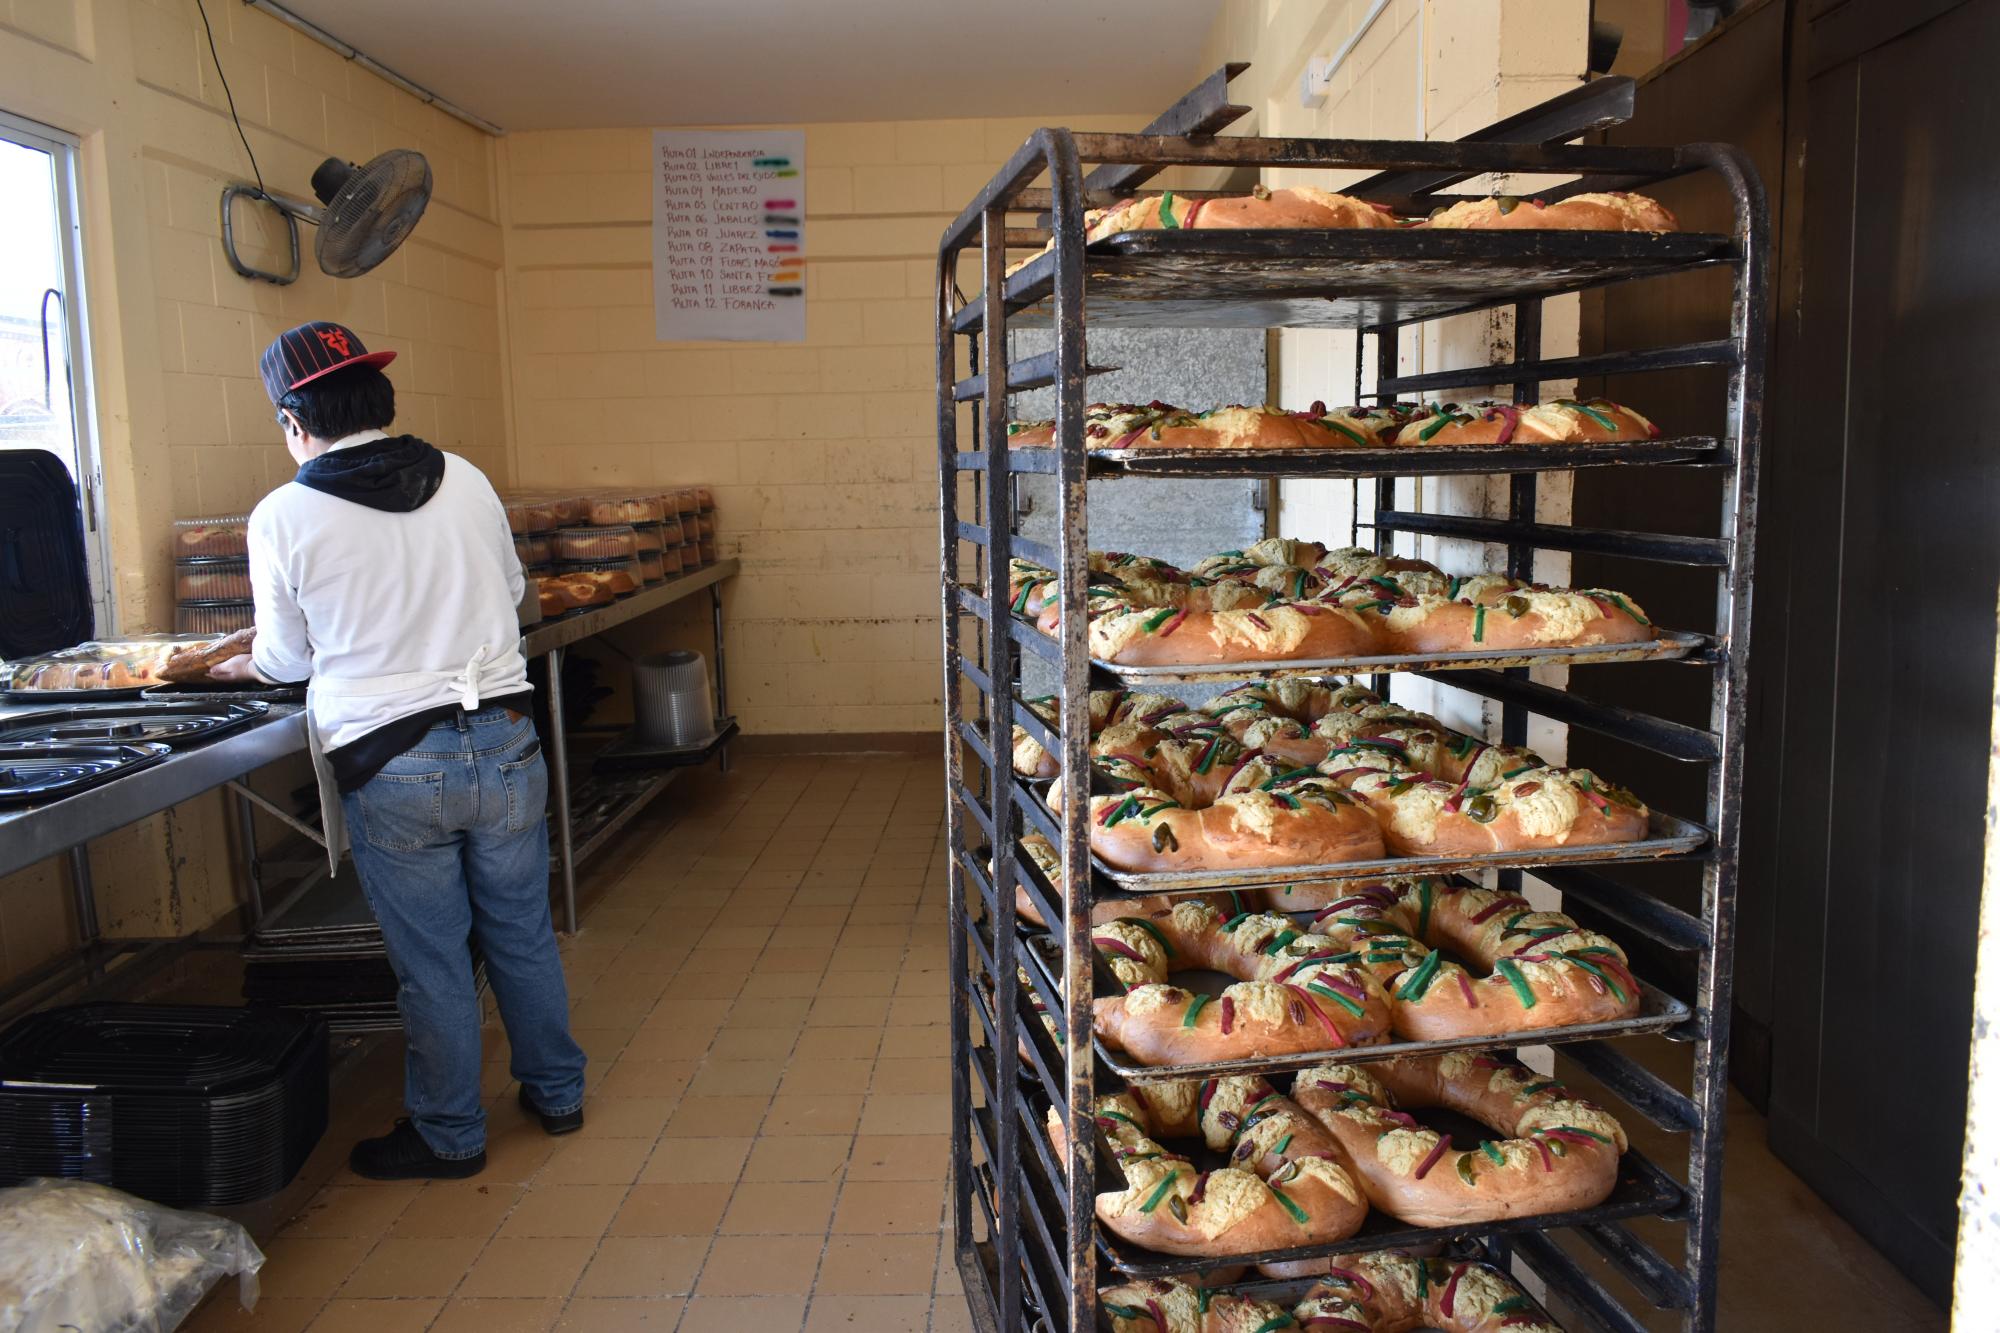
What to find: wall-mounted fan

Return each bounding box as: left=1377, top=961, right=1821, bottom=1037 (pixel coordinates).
left=220, top=149, right=432, bottom=285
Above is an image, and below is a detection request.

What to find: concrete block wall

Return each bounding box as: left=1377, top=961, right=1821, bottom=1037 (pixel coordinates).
left=0, top=0, right=506, bottom=978
left=496, top=114, right=1130, bottom=737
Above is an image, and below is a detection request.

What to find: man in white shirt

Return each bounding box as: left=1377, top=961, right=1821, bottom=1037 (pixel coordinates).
left=213, top=321, right=585, bottom=1179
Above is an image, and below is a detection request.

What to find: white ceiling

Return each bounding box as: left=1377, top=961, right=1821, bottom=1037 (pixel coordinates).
left=278, top=0, right=1226, bottom=130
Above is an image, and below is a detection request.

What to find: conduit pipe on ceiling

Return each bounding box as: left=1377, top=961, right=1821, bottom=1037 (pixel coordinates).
left=240, top=0, right=507, bottom=136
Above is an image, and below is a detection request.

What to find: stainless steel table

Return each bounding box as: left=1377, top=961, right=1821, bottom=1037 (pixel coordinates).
left=525, top=559, right=738, bottom=932
left=0, top=701, right=309, bottom=1014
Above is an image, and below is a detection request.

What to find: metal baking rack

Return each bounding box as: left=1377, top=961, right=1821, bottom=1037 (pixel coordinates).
left=936, top=70, right=1765, bottom=1333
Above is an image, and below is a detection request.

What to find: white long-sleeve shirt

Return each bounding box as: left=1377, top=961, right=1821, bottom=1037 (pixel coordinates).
left=247, top=434, right=529, bottom=751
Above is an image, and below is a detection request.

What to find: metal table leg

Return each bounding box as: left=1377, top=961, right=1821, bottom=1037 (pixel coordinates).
left=67, top=845, right=102, bottom=979
left=710, top=583, right=731, bottom=774
left=546, top=643, right=578, bottom=933
left=232, top=784, right=267, bottom=928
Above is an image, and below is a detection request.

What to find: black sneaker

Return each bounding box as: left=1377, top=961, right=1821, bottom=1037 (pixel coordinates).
left=349, top=1119, right=485, bottom=1180
left=518, top=1084, right=585, bottom=1136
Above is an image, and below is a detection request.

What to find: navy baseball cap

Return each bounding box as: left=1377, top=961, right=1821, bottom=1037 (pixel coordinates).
left=260, top=321, right=396, bottom=403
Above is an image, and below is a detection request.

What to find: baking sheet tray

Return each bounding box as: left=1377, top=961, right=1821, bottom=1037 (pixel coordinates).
left=1063, top=628, right=1706, bottom=685
left=1014, top=778, right=1710, bottom=894
left=1014, top=928, right=1692, bottom=1086
left=1078, top=434, right=1722, bottom=480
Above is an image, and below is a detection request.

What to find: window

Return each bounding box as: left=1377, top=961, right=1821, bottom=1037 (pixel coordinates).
left=0, top=111, right=107, bottom=628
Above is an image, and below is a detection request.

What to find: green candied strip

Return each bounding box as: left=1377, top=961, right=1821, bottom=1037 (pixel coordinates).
left=1448, top=575, right=1466, bottom=598
left=1102, top=794, right=1141, bottom=827
left=1158, top=191, right=1179, bottom=228
left=1480, top=1140, right=1505, bottom=1166
left=1521, top=1080, right=1563, bottom=1096
left=1102, top=1303, right=1144, bottom=1321
left=1259, top=765, right=1319, bottom=790
left=1194, top=736, right=1225, bottom=774
left=1141, top=606, right=1176, bottom=632
left=1320, top=417, right=1370, bottom=446
left=1117, top=916, right=1175, bottom=957
left=1268, top=1185, right=1310, bottom=1225
left=1364, top=950, right=1407, bottom=964
left=1307, top=980, right=1366, bottom=1018
left=1272, top=791, right=1301, bottom=810
left=1396, top=948, right=1443, bottom=1001
left=1547, top=1123, right=1614, bottom=1144
left=1493, top=1295, right=1530, bottom=1315
left=1182, top=994, right=1211, bottom=1028
left=1417, top=405, right=1457, bottom=441
left=1322, top=950, right=1363, bottom=964
left=1262, top=929, right=1302, bottom=956
left=1501, top=764, right=1538, bottom=779
left=1597, top=589, right=1652, bottom=626
left=1010, top=581, right=1035, bottom=614
left=1473, top=603, right=1487, bottom=642
left=1249, top=1317, right=1297, bottom=1333
left=1495, top=958, right=1538, bottom=1009
left=1098, top=1109, right=1144, bottom=1131
left=1559, top=950, right=1629, bottom=1003
left=1272, top=1133, right=1293, bottom=1157
left=1448, top=734, right=1480, bottom=757
left=1137, top=1172, right=1180, bottom=1213
left=1416, top=879, right=1435, bottom=939
left=1563, top=398, right=1619, bottom=431
left=1221, top=912, right=1254, bottom=933
left=1197, top=1288, right=1214, bottom=1314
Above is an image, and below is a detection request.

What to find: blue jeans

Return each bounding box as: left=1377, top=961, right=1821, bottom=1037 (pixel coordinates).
left=340, top=707, right=585, bottom=1158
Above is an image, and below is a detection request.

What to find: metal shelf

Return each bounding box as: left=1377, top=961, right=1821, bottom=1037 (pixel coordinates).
left=952, top=229, right=1738, bottom=333
left=521, top=558, right=738, bottom=658
left=936, top=70, right=1766, bottom=1333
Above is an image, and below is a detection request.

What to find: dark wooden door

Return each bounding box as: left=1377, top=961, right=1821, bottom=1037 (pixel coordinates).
left=1758, top=0, right=2000, bottom=1301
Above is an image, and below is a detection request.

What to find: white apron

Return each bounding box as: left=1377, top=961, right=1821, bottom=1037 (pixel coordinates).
left=304, top=645, right=521, bottom=872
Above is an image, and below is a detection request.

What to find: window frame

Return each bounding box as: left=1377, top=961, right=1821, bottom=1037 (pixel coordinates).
left=0, top=109, right=111, bottom=633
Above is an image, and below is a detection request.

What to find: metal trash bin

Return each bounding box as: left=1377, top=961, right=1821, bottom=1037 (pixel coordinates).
left=633, top=650, right=713, bottom=746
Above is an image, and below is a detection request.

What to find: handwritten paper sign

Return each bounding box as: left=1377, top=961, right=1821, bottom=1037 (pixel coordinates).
left=651, top=129, right=806, bottom=342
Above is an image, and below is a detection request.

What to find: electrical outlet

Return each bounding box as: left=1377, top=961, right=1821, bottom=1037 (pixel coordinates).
left=1298, top=55, right=1334, bottom=109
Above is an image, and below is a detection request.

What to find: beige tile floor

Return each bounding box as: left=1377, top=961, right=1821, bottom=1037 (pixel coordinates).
left=178, top=754, right=1942, bottom=1332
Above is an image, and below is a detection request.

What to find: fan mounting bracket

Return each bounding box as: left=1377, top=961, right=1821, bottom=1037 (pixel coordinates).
left=220, top=185, right=303, bottom=286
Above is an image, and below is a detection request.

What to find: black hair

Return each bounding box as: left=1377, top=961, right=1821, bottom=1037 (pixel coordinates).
left=277, top=363, right=396, bottom=440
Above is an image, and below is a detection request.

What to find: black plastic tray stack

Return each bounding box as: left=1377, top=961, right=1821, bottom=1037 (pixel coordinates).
left=935, top=74, right=1767, bottom=1333
left=0, top=1002, right=327, bottom=1207
left=244, top=867, right=488, bottom=1033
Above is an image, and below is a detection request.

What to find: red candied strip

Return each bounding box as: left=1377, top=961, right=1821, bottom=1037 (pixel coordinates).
left=1412, top=1136, right=1450, bottom=1179
left=1467, top=896, right=1533, bottom=925
left=1282, top=983, right=1343, bottom=1044
left=1480, top=402, right=1521, bottom=443
left=1245, top=613, right=1273, bottom=631
left=1313, top=1080, right=1350, bottom=1093
left=1308, top=972, right=1366, bottom=1002
left=1532, top=1137, right=1555, bottom=1173
left=1095, top=937, right=1148, bottom=964
left=1320, top=1266, right=1376, bottom=1302
left=1376, top=1108, right=1419, bottom=1131
left=1315, top=892, right=1393, bottom=919
left=1302, top=1319, right=1371, bottom=1331
left=1220, top=996, right=1236, bottom=1035
left=1273, top=950, right=1343, bottom=982
left=1539, top=1128, right=1608, bottom=1147
left=1157, top=609, right=1187, bottom=636
left=1140, top=704, right=1180, bottom=724
left=1323, top=766, right=1380, bottom=783
left=1108, top=428, right=1147, bottom=449
left=1440, top=1263, right=1469, bottom=1319
left=1293, top=601, right=1323, bottom=616
left=1472, top=1055, right=1511, bottom=1069
left=1199, top=1079, right=1218, bottom=1111
left=1146, top=1298, right=1169, bottom=1329
left=1219, top=753, right=1257, bottom=789
left=1456, top=973, right=1479, bottom=1008
left=1442, top=770, right=1477, bottom=813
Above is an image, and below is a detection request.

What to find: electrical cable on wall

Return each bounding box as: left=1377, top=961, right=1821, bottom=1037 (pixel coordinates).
left=193, top=0, right=266, bottom=194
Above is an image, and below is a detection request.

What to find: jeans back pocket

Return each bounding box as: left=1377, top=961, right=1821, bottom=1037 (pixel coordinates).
left=354, top=771, right=447, bottom=852
left=499, top=743, right=548, bottom=833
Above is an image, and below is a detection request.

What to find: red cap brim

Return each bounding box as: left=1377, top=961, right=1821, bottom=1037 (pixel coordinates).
left=286, top=348, right=397, bottom=391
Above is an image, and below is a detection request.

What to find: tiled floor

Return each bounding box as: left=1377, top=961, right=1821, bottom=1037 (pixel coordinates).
left=179, top=754, right=1942, bottom=1332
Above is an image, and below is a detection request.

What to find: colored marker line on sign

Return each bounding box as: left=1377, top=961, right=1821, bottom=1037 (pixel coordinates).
left=767, top=286, right=802, bottom=296
left=765, top=199, right=796, bottom=209
left=767, top=243, right=798, bottom=252
left=763, top=214, right=799, bottom=225
left=753, top=157, right=791, bottom=168
left=765, top=228, right=799, bottom=239
left=771, top=169, right=798, bottom=177
left=772, top=272, right=801, bottom=283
